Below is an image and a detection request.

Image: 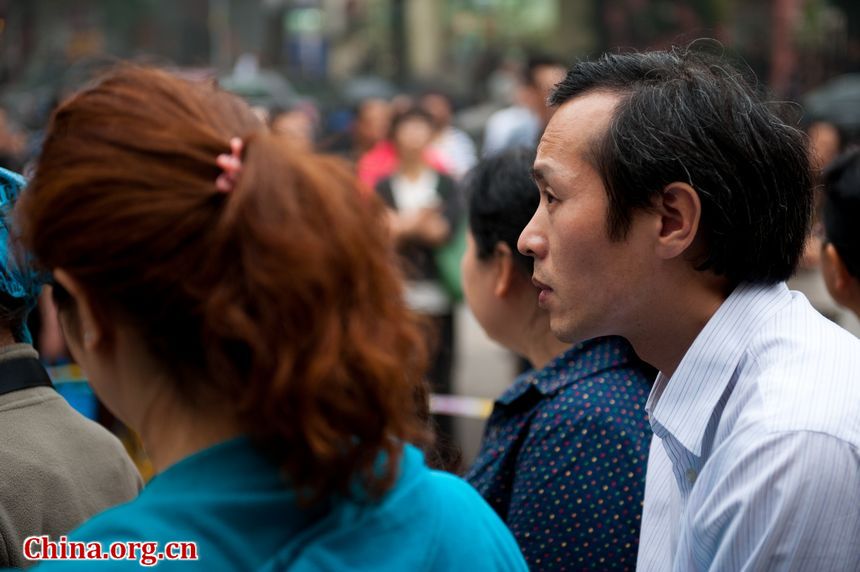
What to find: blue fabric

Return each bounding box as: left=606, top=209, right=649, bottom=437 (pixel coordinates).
left=0, top=167, right=44, bottom=343
left=465, top=336, right=654, bottom=570
left=17, top=439, right=527, bottom=571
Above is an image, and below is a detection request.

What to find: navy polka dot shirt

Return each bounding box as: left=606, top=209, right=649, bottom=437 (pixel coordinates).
left=465, top=336, right=654, bottom=570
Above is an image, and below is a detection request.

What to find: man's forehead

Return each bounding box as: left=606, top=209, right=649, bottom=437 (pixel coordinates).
left=537, top=91, right=620, bottom=165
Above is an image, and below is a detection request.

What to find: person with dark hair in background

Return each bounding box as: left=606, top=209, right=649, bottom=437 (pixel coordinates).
left=482, top=54, right=566, bottom=158
left=788, top=119, right=851, bottom=328
left=268, top=103, right=318, bottom=153
left=461, top=148, right=654, bottom=569
left=358, top=100, right=450, bottom=194
left=318, top=97, right=392, bottom=164
left=376, top=107, right=461, bottom=455
left=322, top=97, right=393, bottom=193
left=0, top=167, right=141, bottom=569
left=350, top=98, right=391, bottom=157
left=821, top=148, right=860, bottom=321
left=420, top=90, right=477, bottom=181
left=518, top=47, right=860, bottom=570
left=14, top=67, right=526, bottom=571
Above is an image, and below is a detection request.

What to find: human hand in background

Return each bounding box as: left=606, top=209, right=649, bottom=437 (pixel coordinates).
left=389, top=207, right=450, bottom=246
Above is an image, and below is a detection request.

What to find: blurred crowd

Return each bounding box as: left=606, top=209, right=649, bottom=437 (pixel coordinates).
left=0, top=52, right=572, bottom=446
left=2, top=48, right=858, bottom=388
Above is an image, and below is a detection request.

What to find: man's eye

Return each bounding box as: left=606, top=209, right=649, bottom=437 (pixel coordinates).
left=543, top=189, right=557, bottom=205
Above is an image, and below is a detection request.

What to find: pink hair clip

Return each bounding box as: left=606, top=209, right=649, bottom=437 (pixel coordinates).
left=215, top=137, right=244, bottom=193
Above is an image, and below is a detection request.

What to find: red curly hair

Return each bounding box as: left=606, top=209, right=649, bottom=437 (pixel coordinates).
left=18, top=66, right=432, bottom=501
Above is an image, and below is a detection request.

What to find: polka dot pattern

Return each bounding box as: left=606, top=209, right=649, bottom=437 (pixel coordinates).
left=465, top=336, right=653, bottom=571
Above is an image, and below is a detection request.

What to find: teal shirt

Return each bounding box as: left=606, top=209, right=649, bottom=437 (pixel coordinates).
left=17, top=439, right=526, bottom=571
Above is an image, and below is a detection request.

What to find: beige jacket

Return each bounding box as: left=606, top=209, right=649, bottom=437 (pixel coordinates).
left=0, top=344, right=142, bottom=567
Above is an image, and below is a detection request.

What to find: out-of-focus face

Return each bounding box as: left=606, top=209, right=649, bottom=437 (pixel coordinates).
left=528, top=64, right=567, bottom=123
left=518, top=91, right=657, bottom=343
left=354, top=99, right=392, bottom=149
left=420, top=94, right=452, bottom=129
left=808, top=122, right=841, bottom=171
left=392, top=116, right=434, bottom=157
left=271, top=111, right=314, bottom=152
left=533, top=65, right=566, bottom=101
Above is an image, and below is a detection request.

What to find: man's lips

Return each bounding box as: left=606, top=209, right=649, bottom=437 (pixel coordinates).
left=532, top=277, right=553, bottom=306
left=532, top=277, right=553, bottom=292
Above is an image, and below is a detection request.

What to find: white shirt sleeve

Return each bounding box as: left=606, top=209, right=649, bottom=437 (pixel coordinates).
left=675, top=430, right=860, bottom=571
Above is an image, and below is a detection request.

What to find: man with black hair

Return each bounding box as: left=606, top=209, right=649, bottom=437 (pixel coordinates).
left=0, top=167, right=141, bottom=568
left=518, top=47, right=860, bottom=569
left=822, top=148, right=860, bottom=321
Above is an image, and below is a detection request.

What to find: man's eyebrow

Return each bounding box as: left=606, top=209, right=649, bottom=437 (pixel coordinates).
left=530, top=167, right=545, bottom=184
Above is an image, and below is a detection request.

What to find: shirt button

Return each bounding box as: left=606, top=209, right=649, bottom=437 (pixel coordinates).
left=686, top=468, right=698, bottom=484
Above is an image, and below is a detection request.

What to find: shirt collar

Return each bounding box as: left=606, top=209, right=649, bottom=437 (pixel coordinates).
left=0, top=343, right=39, bottom=364
left=498, top=336, right=635, bottom=405
left=646, top=282, right=792, bottom=456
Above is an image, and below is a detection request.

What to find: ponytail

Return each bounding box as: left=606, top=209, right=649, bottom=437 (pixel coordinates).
left=19, top=66, right=432, bottom=502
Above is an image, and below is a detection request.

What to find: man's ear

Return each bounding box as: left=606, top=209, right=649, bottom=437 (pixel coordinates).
left=653, top=182, right=702, bottom=260
left=493, top=242, right=517, bottom=298
left=52, top=268, right=104, bottom=351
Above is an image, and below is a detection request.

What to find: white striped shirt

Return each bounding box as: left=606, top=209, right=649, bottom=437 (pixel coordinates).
left=638, top=282, right=860, bottom=571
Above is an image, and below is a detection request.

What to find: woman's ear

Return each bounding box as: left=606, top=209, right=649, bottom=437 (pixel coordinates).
left=52, top=269, right=104, bottom=351
left=493, top=242, right=516, bottom=298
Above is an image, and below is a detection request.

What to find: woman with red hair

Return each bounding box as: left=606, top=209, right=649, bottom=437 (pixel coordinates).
left=14, top=67, right=526, bottom=571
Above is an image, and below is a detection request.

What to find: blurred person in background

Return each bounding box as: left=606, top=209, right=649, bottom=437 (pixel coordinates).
left=348, top=97, right=391, bottom=159
left=789, top=119, right=852, bottom=327
left=420, top=90, right=478, bottom=181
left=358, top=98, right=449, bottom=193
left=0, top=109, right=27, bottom=173
left=808, top=120, right=846, bottom=173
left=15, top=67, right=525, bottom=571
left=461, top=148, right=653, bottom=570
left=376, top=107, right=462, bottom=455
left=482, top=54, right=566, bottom=158
left=821, top=148, right=860, bottom=322
left=352, top=97, right=395, bottom=189
left=323, top=97, right=391, bottom=172
left=390, top=93, right=416, bottom=116
left=269, top=103, right=318, bottom=153
left=0, top=167, right=141, bottom=569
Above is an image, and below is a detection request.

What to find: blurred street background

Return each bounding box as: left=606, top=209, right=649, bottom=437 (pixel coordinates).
left=3, top=0, right=859, bottom=113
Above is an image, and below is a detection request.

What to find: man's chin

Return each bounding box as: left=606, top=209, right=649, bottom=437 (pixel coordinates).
left=549, top=317, right=581, bottom=345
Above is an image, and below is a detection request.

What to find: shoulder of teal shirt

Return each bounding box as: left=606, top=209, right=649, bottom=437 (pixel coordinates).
left=259, top=443, right=528, bottom=572
left=13, top=439, right=526, bottom=571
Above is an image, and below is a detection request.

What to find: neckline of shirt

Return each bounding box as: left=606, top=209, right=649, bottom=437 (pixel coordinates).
left=497, top=336, right=634, bottom=405
left=646, top=281, right=792, bottom=456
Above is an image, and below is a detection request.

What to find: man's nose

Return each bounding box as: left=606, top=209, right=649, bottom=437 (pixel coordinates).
left=518, top=211, right=547, bottom=260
